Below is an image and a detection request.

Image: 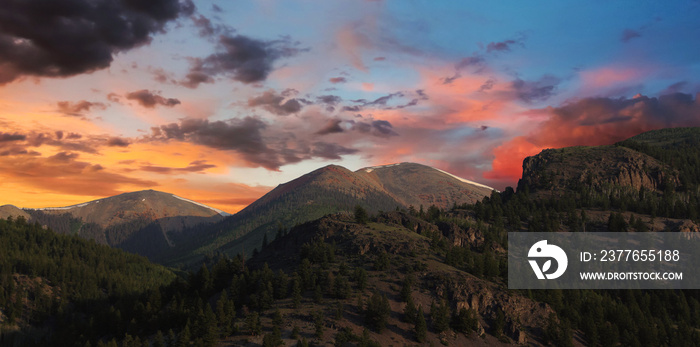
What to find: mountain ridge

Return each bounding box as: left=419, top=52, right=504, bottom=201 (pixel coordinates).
left=163, top=162, right=496, bottom=266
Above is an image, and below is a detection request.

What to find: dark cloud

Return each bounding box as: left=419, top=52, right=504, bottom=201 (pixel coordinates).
left=363, top=120, right=398, bottom=137
left=621, top=29, right=642, bottom=42
left=342, top=105, right=362, bottom=112
left=192, top=14, right=217, bottom=37
left=373, top=57, right=386, bottom=61
left=181, top=34, right=305, bottom=87
left=212, top=4, right=223, bottom=12
left=107, top=137, right=130, bottom=147
left=329, top=77, right=348, bottom=84
left=140, top=160, right=216, bottom=174
left=486, top=39, right=518, bottom=53
left=0, top=147, right=40, bottom=157
left=441, top=74, right=461, bottom=85
left=0, top=0, right=194, bottom=85
left=317, top=118, right=398, bottom=138
left=479, top=79, right=495, bottom=92
left=353, top=92, right=404, bottom=107
left=316, top=119, right=345, bottom=135
left=66, top=133, right=83, bottom=140
left=311, top=142, right=358, bottom=160
left=57, top=100, right=107, bottom=117
left=510, top=75, right=560, bottom=103
left=150, top=117, right=286, bottom=169
left=126, top=89, right=181, bottom=108
left=247, top=90, right=303, bottom=116
left=190, top=14, right=231, bottom=38
left=480, top=125, right=489, bottom=131
left=317, top=95, right=342, bottom=105
left=0, top=132, right=26, bottom=142
left=455, top=55, right=485, bottom=70
left=49, top=152, right=79, bottom=162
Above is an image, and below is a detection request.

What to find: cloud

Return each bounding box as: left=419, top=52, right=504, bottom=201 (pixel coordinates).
left=140, top=160, right=216, bottom=174
left=247, top=90, right=303, bottom=116
left=181, top=34, right=305, bottom=87
left=0, top=132, right=26, bottom=142
left=126, top=90, right=181, bottom=108
left=486, top=39, right=518, bottom=53
left=0, top=0, right=194, bottom=84
left=316, top=119, right=345, bottom=135
left=621, top=29, right=642, bottom=42
left=48, top=152, right=80, bottom=162
left=316, top=117, right=398, bottom=138
left=107, top=137, right=131, bottom=147
left=329, top=77, right=348, bottom=84
left=509, top=75, right=560, bottom=103
left=150, top=117, right=285, bottom=169
left=311, top=142, right=358, bottom=159
left=57, top=100, right=107, bottom=117
left=484, top=92, right=700, bottom=183
left=316, top=95, right=342, bottom=106
left=0, top=147, right=40, bottom=157
left=456, top=55, right=485, bottom=70
left=150, top=67, right=177, bottom=84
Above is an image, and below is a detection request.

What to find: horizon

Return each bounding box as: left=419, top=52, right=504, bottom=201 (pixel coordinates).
left=1, top=1, right=699, bottom=212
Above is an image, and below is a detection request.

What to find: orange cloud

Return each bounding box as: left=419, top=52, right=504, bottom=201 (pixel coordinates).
left=483, top=136, right=543, bottom=183
left=483, top=92, right=700, bottom=188
left=579, top=66, right=645, bottom=90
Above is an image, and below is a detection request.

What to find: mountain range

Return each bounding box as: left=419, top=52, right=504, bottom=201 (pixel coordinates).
left=2, top=128, right=699, bottom=346
left=3, top=162, right=494, bottom=265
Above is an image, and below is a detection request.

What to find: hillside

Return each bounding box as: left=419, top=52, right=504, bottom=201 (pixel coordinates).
left=517, top=128, right=700, bottom=220
left=0, top=217, right=175, bottom=346
left=22, top=190, right=226, bottom=260
left=164, top=163, right=495, bottom=266
left=0, top=205, right=30, bottom=221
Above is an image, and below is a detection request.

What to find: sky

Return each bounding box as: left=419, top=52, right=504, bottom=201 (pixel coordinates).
left=1, top=0, right=700, bottom=213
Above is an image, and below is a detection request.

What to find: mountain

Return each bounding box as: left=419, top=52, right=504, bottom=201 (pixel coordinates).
left=23, top=190, right=226, bottom=259
left=166, top=162, right=495, bottom=266
left=0, top=204, right=30, bottom=221
left=517, top=127, right=700, bottom=220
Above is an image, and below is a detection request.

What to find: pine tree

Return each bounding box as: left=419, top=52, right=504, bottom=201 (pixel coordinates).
left=431, top=300, right=451, bottom=333
left=404, top=295, right=417, bottom=324
left=415, top=306, right=427, bottom=342
left=365, top=292, right=390, bottom=332
left=354, top=205, right=369, bottom=224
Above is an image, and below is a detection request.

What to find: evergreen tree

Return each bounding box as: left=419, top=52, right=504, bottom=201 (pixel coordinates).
left=403, top=295, right=417, bottom=324
left=355, top=205, right=369, bottom=224
left=365, top=292, right=390, bottom=332
left=415, top=306, right=427, bottom=342
left=431, top=300, right=451, bottom=333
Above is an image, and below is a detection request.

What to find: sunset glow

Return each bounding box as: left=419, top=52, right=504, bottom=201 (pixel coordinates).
left=1, top=1, right=699, bottom=212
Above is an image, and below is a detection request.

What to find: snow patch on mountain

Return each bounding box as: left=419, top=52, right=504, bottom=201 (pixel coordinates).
left=429, top=167, right=497, bottom=192
left=360, top=163, right=403, bottom=173
left=171, top=194, right=230, bottom=216
left=27, top=202, right=92, bottom=211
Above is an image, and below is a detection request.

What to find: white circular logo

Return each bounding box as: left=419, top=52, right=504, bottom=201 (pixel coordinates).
left=528, top=240, right=568, bottom=279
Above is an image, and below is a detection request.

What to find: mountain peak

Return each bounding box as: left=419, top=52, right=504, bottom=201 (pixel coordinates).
left=358, top=162, right=496, bottom=191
